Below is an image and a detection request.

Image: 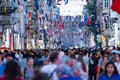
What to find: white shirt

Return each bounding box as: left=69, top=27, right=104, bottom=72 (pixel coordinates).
left=59, top=51, right=64, bottom=58
left=40, top=63, right=58, bottom=80
left=112, top=50, right=117, bottom=53
left=115, top=62, right=120, bottom=74
left=83, top=55, right=89, bottom=65
left=15, top=54, right=20, bottom=59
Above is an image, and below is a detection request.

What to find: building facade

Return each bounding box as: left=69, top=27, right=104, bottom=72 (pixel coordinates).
left=96, top=0, right=120, bottom=47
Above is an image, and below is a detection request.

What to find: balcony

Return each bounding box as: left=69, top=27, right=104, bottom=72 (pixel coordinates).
left=0, top=16, right=19, bottom=25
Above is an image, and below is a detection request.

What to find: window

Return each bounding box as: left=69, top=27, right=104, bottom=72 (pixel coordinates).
left=104, top=0, right=109, bottom=8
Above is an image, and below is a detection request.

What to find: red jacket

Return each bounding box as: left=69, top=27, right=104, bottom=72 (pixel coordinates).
left=0, top=76, right=23, bottom=80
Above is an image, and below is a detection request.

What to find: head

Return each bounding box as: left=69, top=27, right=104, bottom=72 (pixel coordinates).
left=111, top=52, right=116, bottom=59
left=49, top=52, right=59, bottom=64
left=104, top=62, right=118, bottom=75
left=5, top=54, right=13, bottom=62
left=4, top=60, right=21, bottom=79
left=113, top=46, right=116, bottom=50
left=118, top=47, right=120, bottom=51
left=44, top=50, right=49, bottom=57
left=64, top=50, right=69, bottom=56
left=27, top=57, right=34, bottom=68
left=115, top=54, right=120, bottom=62
left=102, top=56, right=109, bottom=64
left=33, top=70, right=49, bottom=80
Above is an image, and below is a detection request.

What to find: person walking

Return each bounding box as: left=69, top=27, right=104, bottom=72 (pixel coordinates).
left=0, top=60, right=23, bottom=80
left=98, top=62, right=120, bottom=80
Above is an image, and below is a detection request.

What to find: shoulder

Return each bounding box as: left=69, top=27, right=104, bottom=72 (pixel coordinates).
left=2, top=62, right=6, bottom=66
left=0, top=76, right=6, bottom=80
left=60, top=76, right=81, bottom=80
left=113, top=74, right=120, bottom=79
left=41, top=64, right=57, bottom=73
left=17, top=77, right=23, bottom=80
left=114, top=62, right=117, bottom=65
left=98, top=74, right=107, bottom=79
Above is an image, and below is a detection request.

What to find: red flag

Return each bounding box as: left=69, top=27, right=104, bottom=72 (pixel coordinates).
left=57, top=22, right=64, bottom=30
left=87, top=15, right=90, bottom=24
left=111, top=0, right=120, bottom=14
left=5, top=0, right=8, bottom=3
left=28, top=12, right=32, bottom=19
left=18, top=0, right=20, bottom=5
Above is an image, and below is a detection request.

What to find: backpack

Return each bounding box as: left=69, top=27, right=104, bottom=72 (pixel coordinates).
left=46, top=68, right=57, bottom=80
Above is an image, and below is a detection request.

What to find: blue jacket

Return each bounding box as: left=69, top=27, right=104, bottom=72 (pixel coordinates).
left=99, top=73, right=120, bottom=80
left=60, top=76, right=81, bottom=80
left=0, top=62, right=6, bottom=76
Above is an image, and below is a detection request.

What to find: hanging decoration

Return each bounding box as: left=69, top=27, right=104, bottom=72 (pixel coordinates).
left=34, top=0, right=39, bottom=9
left=47, top=0, right=52, bottom=7
left=28, top=11, right=32, bottom=19
left=64, top=0, right=68, bottom=5
left=4, top=6, right=6, bottom=13
left=18, top=0, right=20, bottom=5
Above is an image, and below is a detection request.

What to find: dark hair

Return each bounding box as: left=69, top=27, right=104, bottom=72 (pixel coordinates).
left=27, top=57, right=34, bottom=62
left=102, top=56, right=109, bottom=61
left=49, top=52, right=59, bottom=62
left=104, top=62, right=118, bottom=75
left=70, top=53, right=76, bottom=59
left=113, top=46, right=116, bottom=50
left=4, top=60, right=21, bottom=80
left=33, top=70, right=50, bottom=80
left=116, top=54, right=120, bottom=58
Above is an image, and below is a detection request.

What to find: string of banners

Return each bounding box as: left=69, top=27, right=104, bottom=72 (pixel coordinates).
left=54, top=31, right=84, bottom=37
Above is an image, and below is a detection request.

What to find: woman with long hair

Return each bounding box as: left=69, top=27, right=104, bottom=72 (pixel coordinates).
left=96, top=56, right=109, bottom=80
left=0, top=60, right=23, bottom=80
left=23, top=57, right=34, bottom=80
left=98, top=62, right=120, bottom=80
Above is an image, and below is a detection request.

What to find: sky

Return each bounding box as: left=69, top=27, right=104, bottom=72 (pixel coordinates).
left=58, top=0, right=87, bottom=16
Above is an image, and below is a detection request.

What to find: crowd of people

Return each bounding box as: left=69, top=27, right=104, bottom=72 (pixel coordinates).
left=0, top=46, right=120, bottom=80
